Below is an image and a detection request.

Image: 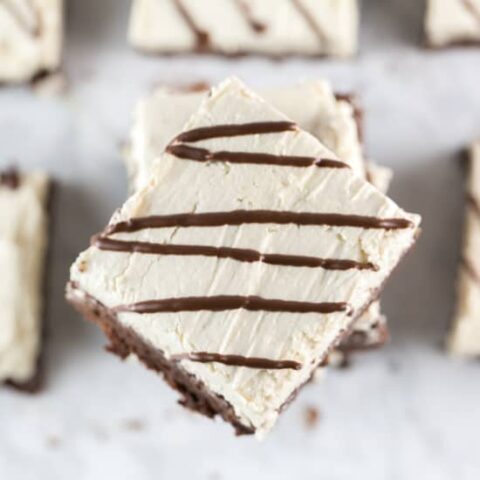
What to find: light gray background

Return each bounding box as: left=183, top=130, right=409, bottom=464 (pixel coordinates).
left=1, top=0, right=480, bottom=479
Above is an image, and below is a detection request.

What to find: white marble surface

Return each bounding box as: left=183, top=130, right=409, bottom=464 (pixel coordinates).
left=1, top=1, right=480, bottom=479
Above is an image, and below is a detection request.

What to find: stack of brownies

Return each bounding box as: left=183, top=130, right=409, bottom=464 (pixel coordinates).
left=67, top=77, right=421, bottom=437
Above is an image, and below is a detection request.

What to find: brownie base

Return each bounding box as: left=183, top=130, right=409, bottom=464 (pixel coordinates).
left=66, top=272, right=391, bottom=435
left=66, top=284, right=255, bottom=435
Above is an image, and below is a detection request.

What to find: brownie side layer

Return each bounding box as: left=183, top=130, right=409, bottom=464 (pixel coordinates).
left=66, top=284, right=255, bottom=436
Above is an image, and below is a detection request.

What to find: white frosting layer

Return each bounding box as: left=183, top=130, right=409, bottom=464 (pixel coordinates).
left=0, top=171, right=49, bottom=384
left=128, top=0, right=358, bottom=57
left=449, top=142, right=480, bottom=356
left=70, top=78, right=420, bottom=436
left=127, top=81, right=366, bottom=193
left=426, top=0, right=480, bottom=47
left=125, top=80, right=392, bottom=345
left=0, top=0, right=63, bottom=83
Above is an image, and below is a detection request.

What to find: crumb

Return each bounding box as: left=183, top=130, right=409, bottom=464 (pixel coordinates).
left=122, top=418, right=146, bottom=432
left=304, top=406, right=320, bottom=429
left=46, top=435, right=62, bottom=448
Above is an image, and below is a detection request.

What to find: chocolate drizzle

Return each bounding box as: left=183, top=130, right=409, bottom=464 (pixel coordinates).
left=233, top=0, right=267, bottom=33
left=173, top=122, right=298, bottom=143
left=93, top=236, right=379, bottom=271
left=167, top=144, right=348, bottom=169
left=83, top=107, right=417, bottom=374
left=0, top=0, right=40, bottom=37
left=113, top=296, right=351, bottom=315
left=173, top=0, right=210, bottom=50
left=172, top=352, right=302, bottom=370
left=167, top=122, right=348, bottom=168
left=0, top=168, right=20, bottom=189
left=105, top=210, right=414, bottom=236
left=291, top=0, right=328, bottom=46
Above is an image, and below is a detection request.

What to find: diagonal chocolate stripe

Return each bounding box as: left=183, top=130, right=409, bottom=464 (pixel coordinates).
left=166, top=144, right=348, bottom=169
left=93, top=236, right=379, bottom=271
left=105, top=210, right=414, bottom=236
left=173, top=0, right=210, bottom=49
left=173, top=122, right=297, bottom=143
left=233, top=0, right=267, bottom=33
left=291, top=0, right=328, bottom=46
left=171, top=352, right=302, bottom=370
left=112, top=296, right=351, bottom=315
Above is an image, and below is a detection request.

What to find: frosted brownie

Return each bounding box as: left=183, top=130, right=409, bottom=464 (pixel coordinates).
left=0, top=169, right=50, bottom=391
left=67, top=78, right=420, bottom=437
left=426, top=0, right=480, bottom=47
left=449, top=142, right=480, bottom=356
left=0, top=0, right=63, bottom=83
left=125, top=81, right=393, bottom=352
left=128, top=0, right=358, bottom=58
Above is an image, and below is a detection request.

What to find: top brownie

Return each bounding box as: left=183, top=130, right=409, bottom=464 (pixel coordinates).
left=129, top=0, right=359, bottom=58
left=68, top=78, right=420, bottom=437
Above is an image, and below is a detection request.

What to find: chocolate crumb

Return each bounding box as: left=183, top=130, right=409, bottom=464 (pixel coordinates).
left=304, top=406, right=320, bottom=429
left=122, top=418, right=146, bottom=432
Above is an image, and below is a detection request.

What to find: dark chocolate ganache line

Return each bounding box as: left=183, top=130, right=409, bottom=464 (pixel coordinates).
left=0, top=168, right=20, bottom=189
left=166, top=144, right=348, bottom=169
left=0, top=0, right=40, bottom=36
left=171, top=352, right=302, bottom=370
left=290, top=0, right=328, bottom=46
left=173, top=122, right=297, bottom=143
left=93, top=236, right=379, bottom=271
left=233, top=0, right=267, bottom=33
left=173, top=0, right=210, bottom=49
left=112, top=296, right=351, bottom=315
left=105, top=210, right=414, bottom=236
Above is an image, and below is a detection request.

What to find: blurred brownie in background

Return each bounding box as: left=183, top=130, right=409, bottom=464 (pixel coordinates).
left=0, top=0, right=63, bottom=84
left=128, top=0, right=359, bottom=58
left=0, top=168, right=50, bottom=391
